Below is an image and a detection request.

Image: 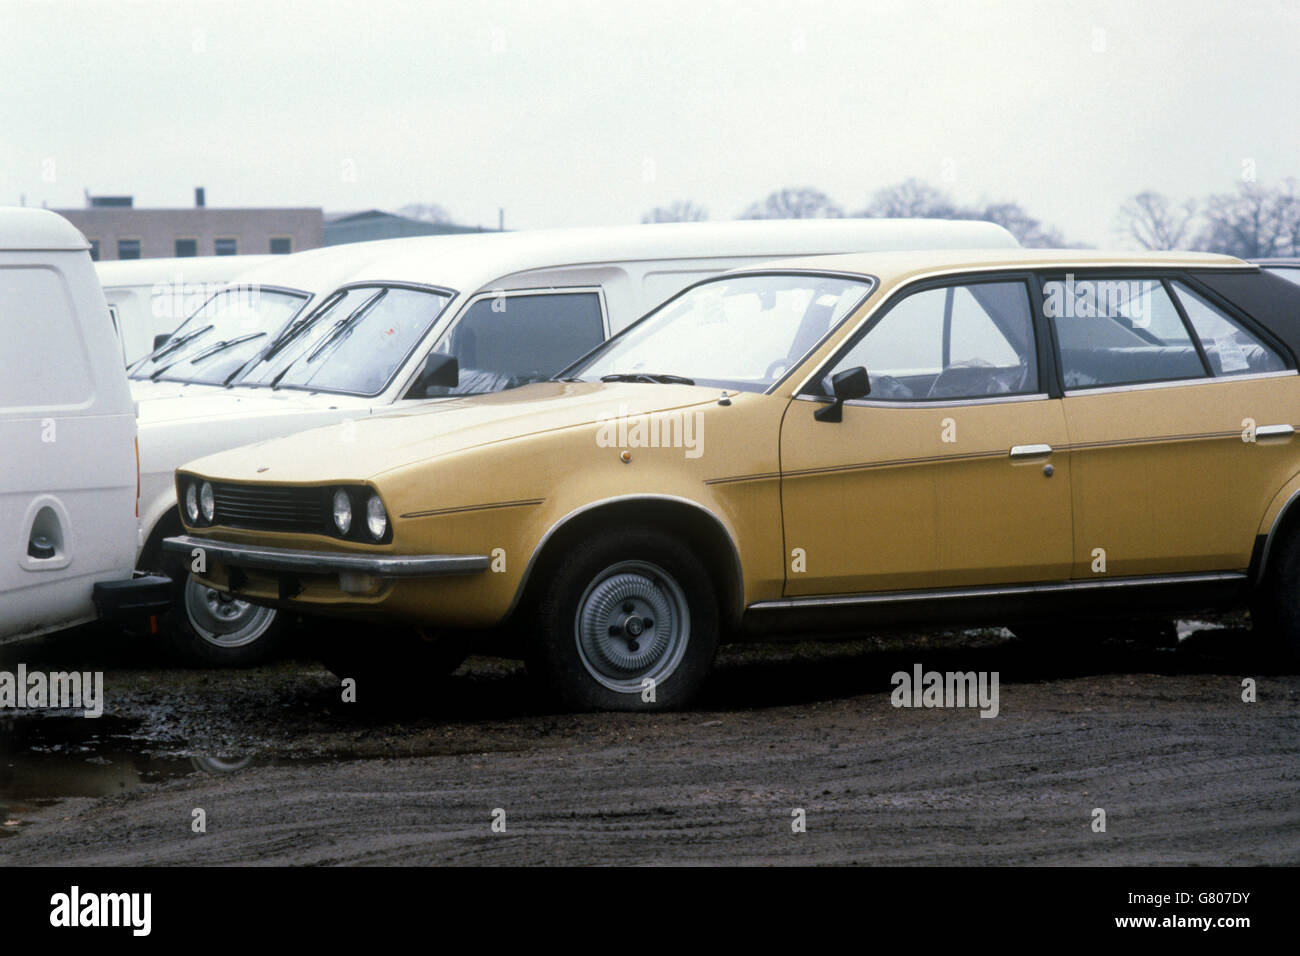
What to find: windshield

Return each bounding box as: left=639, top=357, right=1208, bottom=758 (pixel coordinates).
left=129, top=285, right=308, bottom=385
left=564, top=274, right=874, bottom=392
left=235, top=285, right=454, bottom=396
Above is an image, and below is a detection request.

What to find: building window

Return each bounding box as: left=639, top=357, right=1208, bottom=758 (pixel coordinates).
left=269, top=237, right=292, bottom=254
left=88, top=239, right=100, bottom=261
left=214, top=238, right=238, bottom=256
left=174, top=238, right=198, bottom=257
left=117, top=239, right=141, bottom=260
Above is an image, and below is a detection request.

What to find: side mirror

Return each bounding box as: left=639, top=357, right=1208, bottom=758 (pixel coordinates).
left=814, top=366, right=870, bottom=423
left=412, top=352, right=459, bottom=395
left=153, top=333, right=171, bottom=351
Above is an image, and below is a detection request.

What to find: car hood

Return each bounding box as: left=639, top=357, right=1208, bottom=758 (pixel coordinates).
left=181, top=381, right=739, bottom=482
left=137, top=387, right=372, bottom=427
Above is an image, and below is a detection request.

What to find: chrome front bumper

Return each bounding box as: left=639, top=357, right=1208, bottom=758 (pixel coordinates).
left=162, top=535, right=489, bottom=577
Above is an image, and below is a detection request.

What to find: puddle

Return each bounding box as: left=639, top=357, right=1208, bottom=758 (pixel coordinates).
left=1, top=714, right=269, bottom=839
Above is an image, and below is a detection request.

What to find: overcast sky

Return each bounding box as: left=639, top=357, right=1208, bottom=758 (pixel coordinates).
left=1, top=0, right=1297, bottom=245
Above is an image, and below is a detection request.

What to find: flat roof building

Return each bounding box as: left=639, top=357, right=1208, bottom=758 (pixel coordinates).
left=55, top=190, right=324, bottom=261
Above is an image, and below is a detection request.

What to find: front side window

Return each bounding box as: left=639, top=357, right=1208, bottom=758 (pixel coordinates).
left=419, top=292, right=604, bottom=397
left=1170, top=280, right=1286, bottom=376
left=816, top=280, right=1038, bottom=401
left=237, top=285, right=453, bottom=396
left=566, top=274, right=873, bottom=392
left=1046, top=277, right=1205, bottom=388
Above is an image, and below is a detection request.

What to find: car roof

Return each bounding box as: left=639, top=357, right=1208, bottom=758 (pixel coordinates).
left=95, top=254, right=278, bottom=286
left=1253, top=258, right=1300, bottom=267
left=217, top=218, right=1022, bottom=298
left=734, top=247, right=1252, bottom=284
left=0, top=207, right=90, bottom=252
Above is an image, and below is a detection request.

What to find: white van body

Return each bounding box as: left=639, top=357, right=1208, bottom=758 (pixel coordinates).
left=96, top=255, right=276, bottom=365
left=0, top=208, right=140, bottom=643
left=132, top=218, right=1019, bottom=661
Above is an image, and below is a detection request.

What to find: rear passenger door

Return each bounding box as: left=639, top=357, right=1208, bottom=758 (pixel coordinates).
left=1044, top=271, right=1297, bottom=577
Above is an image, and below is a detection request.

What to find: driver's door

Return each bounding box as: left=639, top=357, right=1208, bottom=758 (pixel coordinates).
left=780, top=276, right=1074, bottom=597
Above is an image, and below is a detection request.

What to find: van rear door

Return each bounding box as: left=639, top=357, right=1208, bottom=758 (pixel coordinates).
left=0, top=208, right=138, bottom=643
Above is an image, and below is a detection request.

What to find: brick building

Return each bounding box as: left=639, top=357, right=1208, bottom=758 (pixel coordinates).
left=55, top=190, right=324, bottom=260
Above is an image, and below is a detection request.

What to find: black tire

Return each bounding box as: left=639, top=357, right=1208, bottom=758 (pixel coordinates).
left=311, top=619, right=470, bottom=700
left=529, top=526, right=720, bottom=711
left=1254, top=531, right=1300, bottom=662
left=161, top=569, right=288, bottom=668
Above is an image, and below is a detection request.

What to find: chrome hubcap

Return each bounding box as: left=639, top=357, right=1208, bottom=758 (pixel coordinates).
left=183, top=575, right=277, bottom=649
left=574, top=560, right=689, bottom=692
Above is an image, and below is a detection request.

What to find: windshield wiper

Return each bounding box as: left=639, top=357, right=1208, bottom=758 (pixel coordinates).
left=271, top=290, right=386, bottom=389
left=146, top=323, right=214, bottom=363
left=185, top=332, right=266, bottom=365
left=599, top=372, right=696, bottom=385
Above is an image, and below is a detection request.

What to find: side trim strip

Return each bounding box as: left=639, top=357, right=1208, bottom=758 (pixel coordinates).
left=400, top=498, right=545, bottom=519
left=750, top=571, right=1248, bottom=612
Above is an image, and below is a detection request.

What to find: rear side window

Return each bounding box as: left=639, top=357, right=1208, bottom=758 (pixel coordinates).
left=0, top=266, right=93, bottom=411
left=429, top=292, right=605, bottom=395
left=1045, top=277, right=1206, bottom=388
left=1169, top=280, right=1286, bottom=376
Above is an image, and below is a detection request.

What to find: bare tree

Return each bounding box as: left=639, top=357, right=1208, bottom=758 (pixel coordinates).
left=1117, top=191, right=1198, bottom=250
left=641, top=200, right=708, bottom=223
left=397, top=203, right=453, bottom=224
left=1196, top=180, right=1299, bottom=258
left=973, top=201, right=1068, bottom=248
left=739, top=187, right=842, bottom=220
left=859, top=177, right=957, bottom=218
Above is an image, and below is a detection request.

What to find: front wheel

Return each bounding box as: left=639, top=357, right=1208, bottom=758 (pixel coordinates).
left=530, top=527, right=720, bottom=711
left=164, top=574, right=287, bottom=667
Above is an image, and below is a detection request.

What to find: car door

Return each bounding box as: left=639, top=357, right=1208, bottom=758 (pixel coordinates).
left=1045, top=271, right=1298, bottom=577
left=780, top=275, right=1073, bottom=597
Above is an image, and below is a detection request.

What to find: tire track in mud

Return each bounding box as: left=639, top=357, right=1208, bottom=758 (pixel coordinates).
left=4, top=671, right=1297, bottom=866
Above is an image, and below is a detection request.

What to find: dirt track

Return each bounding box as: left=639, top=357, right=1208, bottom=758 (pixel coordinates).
left=2, top=621, right=1297, bottom=865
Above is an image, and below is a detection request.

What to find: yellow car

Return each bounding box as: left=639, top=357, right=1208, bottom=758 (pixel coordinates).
left=166, top=249, right=1300, bottom=709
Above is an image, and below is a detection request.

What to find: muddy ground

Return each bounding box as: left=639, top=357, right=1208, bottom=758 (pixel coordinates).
left=1, top=618, right=1297, bottom=865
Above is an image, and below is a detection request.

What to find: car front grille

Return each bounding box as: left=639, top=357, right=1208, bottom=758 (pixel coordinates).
left=211, top=482, right=330, bottom=534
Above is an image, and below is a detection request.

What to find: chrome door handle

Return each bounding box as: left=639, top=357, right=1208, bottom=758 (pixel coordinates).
left=1009, top=443, right=1053, bottom=459
left=1256, top=424, right=1294, bottom=439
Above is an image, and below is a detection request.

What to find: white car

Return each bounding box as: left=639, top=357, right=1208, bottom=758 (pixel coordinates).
left=96, top=254, right=275, bottom=365
left=134, top=218, right=1020, bottom=665
left=0, top=208, right=169, bottom=643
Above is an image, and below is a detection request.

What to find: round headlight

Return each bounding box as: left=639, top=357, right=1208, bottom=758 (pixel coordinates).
left=366, top=494, right=387, bottom=540
left=199, top=481, right=215, bottom=522
left=332, top=488, right=352, bottom=535
left=184, top=482, right=199, bottom=523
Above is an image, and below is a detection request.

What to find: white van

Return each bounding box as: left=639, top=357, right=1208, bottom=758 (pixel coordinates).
left=95, top=255, right=275, bottom=365
left=0, top=208, right=168, bottom=644
left=134, top=218, right=1019, bottom=664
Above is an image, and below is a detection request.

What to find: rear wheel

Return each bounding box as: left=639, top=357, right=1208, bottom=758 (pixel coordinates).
left=1253, top=530, right=1300, bottom=662
left=530, top=527, right=719, bottom=711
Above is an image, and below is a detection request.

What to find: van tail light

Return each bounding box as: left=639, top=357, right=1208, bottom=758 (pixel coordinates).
left=134, top=437, right=140, bottom=518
